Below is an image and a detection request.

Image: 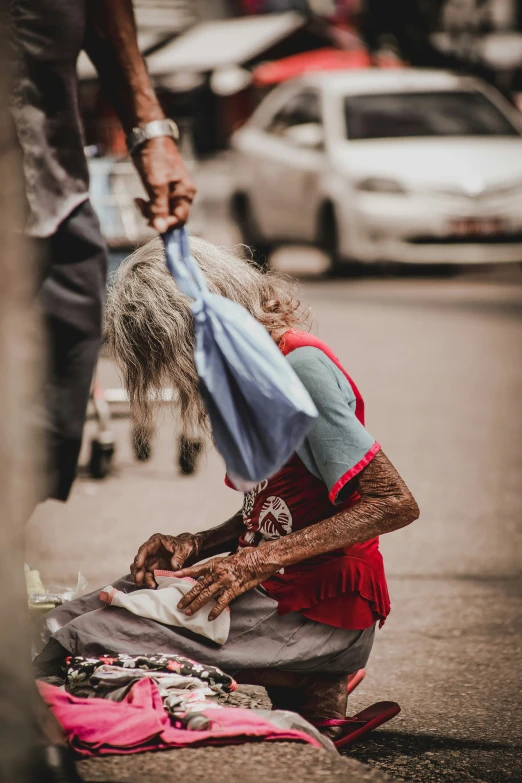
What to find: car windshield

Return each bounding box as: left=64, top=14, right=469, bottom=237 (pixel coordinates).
left=344, top=90, right=520, bottom=140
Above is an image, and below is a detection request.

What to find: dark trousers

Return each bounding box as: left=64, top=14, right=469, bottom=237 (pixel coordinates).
left=37, top=200, right=107, bottom=501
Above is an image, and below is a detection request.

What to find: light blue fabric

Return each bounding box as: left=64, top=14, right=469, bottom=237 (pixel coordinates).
left=161, top=229, right=318, bottom=485
left=287, top=347, right=376, bottom=502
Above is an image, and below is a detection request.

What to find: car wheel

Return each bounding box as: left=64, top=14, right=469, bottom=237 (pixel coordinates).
left=231, top=194, right=272, bottom=269
left=320, top=204, right=357, bottom=277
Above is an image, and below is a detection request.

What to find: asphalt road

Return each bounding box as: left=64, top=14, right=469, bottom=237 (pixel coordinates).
left=27, top=246, right=522, bottom=783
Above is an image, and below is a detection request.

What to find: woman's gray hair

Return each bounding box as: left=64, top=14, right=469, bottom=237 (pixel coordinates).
left=104, top=236, right=311, bottom=440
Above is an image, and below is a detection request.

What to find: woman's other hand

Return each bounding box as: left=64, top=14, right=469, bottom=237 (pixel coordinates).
left=131, top=532, right=202, bottom=589
left=173, top=547, right=279, bottom=620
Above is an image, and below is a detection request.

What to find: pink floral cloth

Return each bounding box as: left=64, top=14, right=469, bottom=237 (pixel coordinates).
left=38, top=679, right=322, bottom=756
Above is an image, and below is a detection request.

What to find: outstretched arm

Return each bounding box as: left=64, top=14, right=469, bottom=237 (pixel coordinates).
left=84, top=0, right=195, bottom=229
left=175, top=451, right=419, bottom=619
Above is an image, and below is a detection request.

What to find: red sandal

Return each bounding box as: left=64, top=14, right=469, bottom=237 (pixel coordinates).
left=314, top=701, right=400, bottom=750
left=347, top=668, right=366, bottom=695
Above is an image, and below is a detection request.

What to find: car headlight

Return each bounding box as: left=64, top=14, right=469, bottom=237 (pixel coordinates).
left=355, top=177, right=407, bottom=194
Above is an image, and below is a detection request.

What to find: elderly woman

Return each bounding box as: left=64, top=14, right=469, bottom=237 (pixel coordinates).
left=37, top=237, right=418, bottom=744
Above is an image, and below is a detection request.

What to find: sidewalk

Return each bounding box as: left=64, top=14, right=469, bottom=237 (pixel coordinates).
left=79, top=739, right=393, bottom=783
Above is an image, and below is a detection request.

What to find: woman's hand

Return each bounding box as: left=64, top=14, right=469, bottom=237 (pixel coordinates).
left=174, top=547, right=279, bottom=621
left=131, top=532, right=202, bottom=589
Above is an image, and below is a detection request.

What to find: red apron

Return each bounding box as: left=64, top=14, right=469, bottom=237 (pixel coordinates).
left=235, top=330, right=390, bottom=630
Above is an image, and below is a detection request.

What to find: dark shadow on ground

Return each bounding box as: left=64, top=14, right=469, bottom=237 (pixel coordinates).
left=332, top=263, right=463, bottom=281
left=347, top=729, right=516, bottom=755
left=297, top=261, right=522, bottom=283
left=346, top=730, right=522, bottom=783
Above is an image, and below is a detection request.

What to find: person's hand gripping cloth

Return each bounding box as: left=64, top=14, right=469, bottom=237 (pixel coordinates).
left=162, top=228, right=317, bottom=489
left=100, top=572, right=230, bottom=645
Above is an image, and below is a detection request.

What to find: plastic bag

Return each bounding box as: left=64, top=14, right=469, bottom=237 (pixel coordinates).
left=25, top=564, right=88, bottom=607
left=27, top=566, right=89, bottom=658
left=162, top=228, right=317, bottom=486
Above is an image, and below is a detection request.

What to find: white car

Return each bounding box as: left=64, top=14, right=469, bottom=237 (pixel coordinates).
left=230, top=69, right=522, bottom=271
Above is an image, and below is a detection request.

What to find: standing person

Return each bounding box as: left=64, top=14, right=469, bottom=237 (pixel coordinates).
left=10, top=0, right=196, bottom=501
left=2, top=2, right=195, bottom=781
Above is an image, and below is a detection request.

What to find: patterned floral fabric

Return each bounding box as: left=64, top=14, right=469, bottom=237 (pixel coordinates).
left=64, top=653, right=237, bottom=696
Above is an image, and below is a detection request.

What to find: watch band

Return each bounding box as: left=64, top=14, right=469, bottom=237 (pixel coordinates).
left=126, top=118, right=180, bottom=155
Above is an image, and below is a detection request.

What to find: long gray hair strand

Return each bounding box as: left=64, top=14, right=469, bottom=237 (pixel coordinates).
left=104, top=236, right=311, bottom=440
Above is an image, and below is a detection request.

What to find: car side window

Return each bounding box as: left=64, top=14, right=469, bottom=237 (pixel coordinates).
left=265, top=91, right=322, bottom=137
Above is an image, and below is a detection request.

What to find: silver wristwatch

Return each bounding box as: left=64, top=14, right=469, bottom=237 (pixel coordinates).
left=126, top=118, right=180, bottom=155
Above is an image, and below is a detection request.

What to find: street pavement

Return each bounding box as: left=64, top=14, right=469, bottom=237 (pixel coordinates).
left=27, top=241, right=522, bottom=782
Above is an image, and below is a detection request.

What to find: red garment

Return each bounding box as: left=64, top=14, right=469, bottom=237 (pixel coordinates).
left=236, top=330, right=390, bottom=630
left=38, top=679, right=321, bottom=756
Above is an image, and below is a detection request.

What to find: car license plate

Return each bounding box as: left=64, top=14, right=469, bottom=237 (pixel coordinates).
left=450, top=218, right=505, bottom=237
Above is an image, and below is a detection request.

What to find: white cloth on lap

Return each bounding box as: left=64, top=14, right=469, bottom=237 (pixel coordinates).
left=100, top=571, right=230, bottom=646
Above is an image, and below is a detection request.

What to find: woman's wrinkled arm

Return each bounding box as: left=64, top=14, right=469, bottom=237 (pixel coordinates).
left=259, top=450, right=419, bottom=573
left=175, top=451, right=419, bottom=619
left=194, top=511, right=244, bottom=560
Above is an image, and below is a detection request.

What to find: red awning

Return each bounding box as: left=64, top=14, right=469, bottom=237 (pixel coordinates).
left=252, top=47, right=402, bottom=87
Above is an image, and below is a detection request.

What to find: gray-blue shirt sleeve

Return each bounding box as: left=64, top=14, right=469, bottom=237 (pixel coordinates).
left=287, top=346, right=379, bottom=504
